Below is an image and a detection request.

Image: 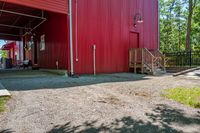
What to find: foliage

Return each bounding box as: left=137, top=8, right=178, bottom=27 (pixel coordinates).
left=0, top=96, right=10, bottom=112
left=0, top=50, right=8, bottom=58
left=159, top=0, right=200, bottom=52
left=163, top=87, right=200, bottom=108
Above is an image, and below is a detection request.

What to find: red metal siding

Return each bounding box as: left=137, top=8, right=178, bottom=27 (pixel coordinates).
left=35, top=12, right=68, bottom=69
left=0, top=0, right=68, bottom=14
left=73, top=0, right=159, bottom=74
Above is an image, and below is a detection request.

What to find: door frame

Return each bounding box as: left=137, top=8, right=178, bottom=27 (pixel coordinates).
left=129, top=31, right=140, bottom=48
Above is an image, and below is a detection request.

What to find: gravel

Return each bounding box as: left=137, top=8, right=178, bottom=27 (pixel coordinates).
left=0, top=71, right=200, bottom=133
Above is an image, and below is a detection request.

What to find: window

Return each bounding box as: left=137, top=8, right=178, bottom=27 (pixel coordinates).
left=40, top=34, right=45, bottom=51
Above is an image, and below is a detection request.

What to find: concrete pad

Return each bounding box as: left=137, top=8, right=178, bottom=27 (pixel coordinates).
left=0, top=82, right=11, bottom=97
left=173, top=67, right=200, bottom=76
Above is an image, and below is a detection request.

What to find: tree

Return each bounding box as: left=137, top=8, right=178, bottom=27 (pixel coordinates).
left=185, top=0, right=197, bottom=51
left=159, top=0, right=200, bottom=52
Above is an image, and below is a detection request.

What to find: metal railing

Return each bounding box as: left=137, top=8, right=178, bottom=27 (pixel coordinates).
left=164, top=51, right=200, bottom=67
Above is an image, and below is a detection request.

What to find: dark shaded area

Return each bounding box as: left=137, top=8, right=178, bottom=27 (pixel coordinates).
left=46, top=104, right=200, bottom=133
left=0, top=70, right=148, bottom=91
left=0, top=129, right=14, bottom=133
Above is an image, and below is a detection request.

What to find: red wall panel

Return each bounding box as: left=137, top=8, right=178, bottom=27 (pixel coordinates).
left=73, top=0, right=159, bottom=74
left=1, top=0, right=68, bottom=14
left=35, top=12, right=68, bottom=69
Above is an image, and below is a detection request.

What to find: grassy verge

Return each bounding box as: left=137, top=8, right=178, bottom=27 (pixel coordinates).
left=0, top=97, right=10, bottom=112
left=163, top=87, right=200, bottom=108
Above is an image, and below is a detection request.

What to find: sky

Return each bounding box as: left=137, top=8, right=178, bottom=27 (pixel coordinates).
left=0, top=40, right=5, bottom=48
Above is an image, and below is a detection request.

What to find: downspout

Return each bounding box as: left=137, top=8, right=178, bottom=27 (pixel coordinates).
left=158, top=0, right=160, bottom=50
left=69, top=0, right=74, bottom=75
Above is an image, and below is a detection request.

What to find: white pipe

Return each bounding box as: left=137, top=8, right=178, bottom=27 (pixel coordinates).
left=93, top=45, right=96, bottom=75
left=69, top=0, right=74, bottom=75
left=75, top=0, right=78, bottom=62
left=56, top=61, right=59, bottom=70
left=158, top=0, right=160, bottom=49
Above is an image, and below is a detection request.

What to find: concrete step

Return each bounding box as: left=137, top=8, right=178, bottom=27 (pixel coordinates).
left=40, top=69, right=68, bottom=76
left=0, top=82, right=11, bottom=97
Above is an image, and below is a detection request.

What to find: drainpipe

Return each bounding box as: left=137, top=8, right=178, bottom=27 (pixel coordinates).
left=158, top=0, right=160, bottom=50
left=69, top=0, right=74, bottom=76
left=93, top=45, right=96, bottom=75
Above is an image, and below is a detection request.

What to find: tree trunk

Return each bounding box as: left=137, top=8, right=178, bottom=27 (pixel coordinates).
left=186, top=0, right=196, bottom=51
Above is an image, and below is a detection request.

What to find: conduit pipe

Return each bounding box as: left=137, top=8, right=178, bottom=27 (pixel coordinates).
left=93, top=45, right=96, bottom=75
left=75, top=0, right=78, bottom=62
left=69, top=0, right=74, bottom=75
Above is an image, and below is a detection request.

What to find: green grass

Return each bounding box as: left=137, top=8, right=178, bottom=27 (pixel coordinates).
left=163, top=87, right=200, bottom=108
left=0, top=97, right=10, bottom=112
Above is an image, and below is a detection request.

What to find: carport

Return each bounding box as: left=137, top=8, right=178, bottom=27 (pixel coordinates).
left=0, top=0, right=67, bottom=40
left=0, top=0, right=70, bottom=70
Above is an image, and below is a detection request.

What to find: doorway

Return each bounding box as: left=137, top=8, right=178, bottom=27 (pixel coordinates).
left=129, top=32, right=139, bottom=48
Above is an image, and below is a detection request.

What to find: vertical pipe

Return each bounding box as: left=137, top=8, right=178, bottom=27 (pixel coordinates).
left=75, top=0, right=78, bottom=62
left=93, top=45, right=96, bottom=75
left=69, top=0, right=74, bottom=75
left=158, top=0, right=160, bottom=50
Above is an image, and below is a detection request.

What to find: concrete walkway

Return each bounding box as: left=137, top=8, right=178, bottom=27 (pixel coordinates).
left=0, top=82, right=10, bottom=97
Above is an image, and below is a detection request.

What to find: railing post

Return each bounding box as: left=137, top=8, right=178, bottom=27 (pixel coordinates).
left=141, top=49, right=144, bottom=74
left=134, top=49, right=137, bottom=74
left=129, top=49, right=132, bottom=68
left=151, top=57, right=154, bottom=74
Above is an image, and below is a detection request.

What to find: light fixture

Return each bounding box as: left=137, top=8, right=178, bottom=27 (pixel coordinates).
left=133, top=13, right=143, bottom=27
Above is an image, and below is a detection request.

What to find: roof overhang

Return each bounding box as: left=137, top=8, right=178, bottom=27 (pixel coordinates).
left=0, top=0, right=68, bottom=15
left=0, top=1, right=47, bottom=40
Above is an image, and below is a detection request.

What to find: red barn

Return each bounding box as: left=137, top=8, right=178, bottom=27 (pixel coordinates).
left=0, top=0, right=160, bottom=75
left=1, top=42, right=17, bottom=65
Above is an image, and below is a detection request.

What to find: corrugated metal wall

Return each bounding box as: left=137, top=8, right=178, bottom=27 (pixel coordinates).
left=36, top=12, right=68, bottom=69
left=1, top=0, right=68, bottom=14
left=73, top=0, right=159, bottom=74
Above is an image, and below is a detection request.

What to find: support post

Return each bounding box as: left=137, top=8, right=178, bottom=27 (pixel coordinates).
left=134, top=49, right=137, bottom=74
left=141, top=49, right=144, bottom=74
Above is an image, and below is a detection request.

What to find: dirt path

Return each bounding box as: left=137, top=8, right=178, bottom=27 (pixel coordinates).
left=0, top=72, right=200, bottom=133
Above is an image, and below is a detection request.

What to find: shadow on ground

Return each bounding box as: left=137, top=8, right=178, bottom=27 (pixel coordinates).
left=28, top=104, right=200, bottom=133
left=1, top=105, right=199, bottom=133
left=0, top=70, right=149, bottom=91
left=0, top=129, right=14, bottom=133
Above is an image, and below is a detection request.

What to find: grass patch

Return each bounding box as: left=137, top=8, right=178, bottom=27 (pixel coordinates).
left=163, top=87, right=200, bottom=108
left=0, top=96, right=10, bottom=112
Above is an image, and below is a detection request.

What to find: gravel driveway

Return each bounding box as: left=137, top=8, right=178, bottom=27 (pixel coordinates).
left=0, top=70, right=200, bottom=133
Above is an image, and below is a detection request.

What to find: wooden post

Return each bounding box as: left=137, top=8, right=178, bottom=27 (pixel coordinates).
left=134, top=49, right=137, bottom=74
left=151, top=57, right=154, bottom=74
left=129, top=49, right=132, bottom=68
left=141, top=49, right=144, bottom=74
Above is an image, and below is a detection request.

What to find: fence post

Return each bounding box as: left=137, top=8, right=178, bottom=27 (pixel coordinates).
left=190, top=50, right=192, bottom=67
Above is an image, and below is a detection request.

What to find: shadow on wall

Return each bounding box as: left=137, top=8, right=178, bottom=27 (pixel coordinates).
left=0, top=72, right=149, bottom=91
left=45, top=104, right=200, bottom=133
